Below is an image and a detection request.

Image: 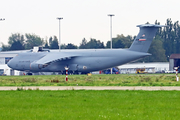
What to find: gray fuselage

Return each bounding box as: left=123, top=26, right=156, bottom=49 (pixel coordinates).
left=7, top=49, right=149, bottom=73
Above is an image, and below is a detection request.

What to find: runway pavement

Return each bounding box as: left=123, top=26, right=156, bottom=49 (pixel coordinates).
left=0, top=86, right=180, bottom=90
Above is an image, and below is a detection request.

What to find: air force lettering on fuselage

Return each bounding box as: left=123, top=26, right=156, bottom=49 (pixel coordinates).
left=7, top=24, right=165, bottom=73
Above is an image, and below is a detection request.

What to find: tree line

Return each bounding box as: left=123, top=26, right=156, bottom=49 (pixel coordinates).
left=1, top=33, right=133, bottom=50
left=1, top=18, right=180, bottom=62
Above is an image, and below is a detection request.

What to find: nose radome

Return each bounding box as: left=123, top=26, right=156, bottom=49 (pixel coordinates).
left=7, top=59, right=14, bottom=68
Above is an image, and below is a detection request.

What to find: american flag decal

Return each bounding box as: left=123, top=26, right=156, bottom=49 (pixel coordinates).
left=139, top=39, right=146, bottom=41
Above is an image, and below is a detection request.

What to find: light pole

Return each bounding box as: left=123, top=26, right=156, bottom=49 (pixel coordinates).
left=108, top=14, right=114, bottom=49
left=108, top=14, right=114, bottom=74
left=57, top=17, right=63, bottom=52
left=0, top=18, right=5, bottom=50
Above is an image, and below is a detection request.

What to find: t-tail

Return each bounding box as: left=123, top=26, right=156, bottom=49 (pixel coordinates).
left=129, top=24, right=166, bottom=53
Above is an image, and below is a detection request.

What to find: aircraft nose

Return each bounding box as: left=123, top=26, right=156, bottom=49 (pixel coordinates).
left=7, top=59, right=15, bottom=69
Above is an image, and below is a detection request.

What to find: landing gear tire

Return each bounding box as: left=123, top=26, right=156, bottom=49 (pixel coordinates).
left=26, top=73, right=33, bottom=75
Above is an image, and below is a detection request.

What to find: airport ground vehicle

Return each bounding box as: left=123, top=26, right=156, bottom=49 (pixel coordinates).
left=135, top=68, right=147, bottom=74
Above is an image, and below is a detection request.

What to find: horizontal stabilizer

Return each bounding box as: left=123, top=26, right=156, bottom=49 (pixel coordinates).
left=136, top=24, right=167, bottom=28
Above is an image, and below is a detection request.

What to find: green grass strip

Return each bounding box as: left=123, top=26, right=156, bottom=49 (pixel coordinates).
left=0, top=90, right=180, bottom=120
left=0, top=74, right=180, bottom=86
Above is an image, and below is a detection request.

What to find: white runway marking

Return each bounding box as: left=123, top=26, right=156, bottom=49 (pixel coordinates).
left=0, top=86, right=180, bottom=90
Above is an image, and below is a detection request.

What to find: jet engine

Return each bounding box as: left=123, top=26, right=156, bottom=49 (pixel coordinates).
left=30, top=62, right=48, bottom=71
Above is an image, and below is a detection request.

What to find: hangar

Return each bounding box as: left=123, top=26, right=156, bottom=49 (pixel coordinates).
left=118, top=62, right=169, bottom=74
left=0, top=53, right=19, bottom=75
left=169, top=54, right=180, bottom=72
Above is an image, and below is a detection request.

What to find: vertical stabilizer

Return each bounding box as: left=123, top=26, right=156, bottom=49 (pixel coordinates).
left=129, top=24, right=165, bottom=53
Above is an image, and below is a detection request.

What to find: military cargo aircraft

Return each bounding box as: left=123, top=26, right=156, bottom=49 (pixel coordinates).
left=6, top=24, right=165, bottom=74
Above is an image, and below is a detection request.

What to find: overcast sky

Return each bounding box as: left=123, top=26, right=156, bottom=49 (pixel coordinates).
left=0, top=0, right=180, bottom=46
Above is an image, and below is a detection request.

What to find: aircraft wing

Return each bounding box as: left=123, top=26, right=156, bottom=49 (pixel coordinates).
left=35, top=52, right=78, bottom=64
left=0, top=50, right=30, bottom=54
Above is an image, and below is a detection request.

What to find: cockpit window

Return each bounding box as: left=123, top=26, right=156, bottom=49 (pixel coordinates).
left=5, top=57, right=13, bottom=64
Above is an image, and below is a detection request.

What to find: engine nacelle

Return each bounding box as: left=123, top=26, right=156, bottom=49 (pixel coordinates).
left=30, top=62, right=48, bottom=71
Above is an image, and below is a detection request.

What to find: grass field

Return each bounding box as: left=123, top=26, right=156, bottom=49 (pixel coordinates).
left=0, top=74, right=179, bottom=86
left=0, top=90, right=180, bottom=120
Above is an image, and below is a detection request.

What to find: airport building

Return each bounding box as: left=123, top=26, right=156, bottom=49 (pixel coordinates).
left=0, top=53, right=19, bottom=75
left=118, top=62, right=169, bottom=74
left=169, top=54, right=180, bottom=72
